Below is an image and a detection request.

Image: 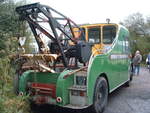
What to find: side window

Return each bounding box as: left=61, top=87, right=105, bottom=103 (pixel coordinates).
left=88, top=27, right=101, bottom=43
left=103, top=26, right=116, bottom=44
left=122, top=36, right=130, bottom=54
left=125, top=37, right=130, bottom=53
left=80, top=28, right=86, bottom=41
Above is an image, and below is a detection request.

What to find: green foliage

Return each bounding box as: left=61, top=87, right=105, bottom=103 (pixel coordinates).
left=0, top=0, right=32, bottom=113
left=0, top=57, right=31, bottom=113
left=0, top=0, right=32, bottom=57
left=0, top=58, right=11, bottom=89
left=2, top=95, right=30, bottom=113
left=121, top=12, right=150, bottom=61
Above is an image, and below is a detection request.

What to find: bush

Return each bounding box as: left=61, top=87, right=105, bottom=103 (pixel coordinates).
left=0, top=57, right=31, bottom=113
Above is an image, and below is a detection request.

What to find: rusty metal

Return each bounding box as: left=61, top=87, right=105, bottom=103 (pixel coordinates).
left=16, top=3, right=82, bottom=68
left=63, top=66, right=87, bottom=79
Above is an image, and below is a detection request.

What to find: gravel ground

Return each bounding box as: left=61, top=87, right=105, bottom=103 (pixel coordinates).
left=104, top=67, right=150, bottom=113
left=31, top=67, right=150, bottom=113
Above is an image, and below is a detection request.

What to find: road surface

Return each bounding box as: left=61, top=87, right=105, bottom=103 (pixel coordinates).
left=31, top=67, right=150, bottom=113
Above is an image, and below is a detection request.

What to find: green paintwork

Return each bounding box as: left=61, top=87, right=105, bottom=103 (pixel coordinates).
left=19, top=70, right=60, bottom=94
left=87, top=26, right=130, bottom=105
left=56, top=70, right=74, bottom=106
left=19, top=70, right=34, bottom=94
left=19, top=69, right=74, bottom=106
left=18, top=24, right=130, bottom=108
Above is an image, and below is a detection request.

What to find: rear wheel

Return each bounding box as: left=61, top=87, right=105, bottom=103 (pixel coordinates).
left=125, top=66, right=133, bottom=87
left=125, top=73, right=133, bottom=87
left=125, top=81, right=130, bottom=87
left=93, top=77, right=108, bottom=113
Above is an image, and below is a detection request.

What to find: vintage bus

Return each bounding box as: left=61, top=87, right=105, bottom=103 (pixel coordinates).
left=14, top=3, right=132, bottom=113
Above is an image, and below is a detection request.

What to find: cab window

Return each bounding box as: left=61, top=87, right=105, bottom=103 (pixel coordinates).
left=103, top=26, right=116, bottom=44
left=88, top=27, right=101, bottom=44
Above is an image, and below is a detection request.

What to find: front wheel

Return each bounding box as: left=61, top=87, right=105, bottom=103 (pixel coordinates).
left=93, top=77, right=108, bottom=113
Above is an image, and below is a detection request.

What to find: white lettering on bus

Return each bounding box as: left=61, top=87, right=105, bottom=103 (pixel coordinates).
left=110, top=54, right=128, bottom=60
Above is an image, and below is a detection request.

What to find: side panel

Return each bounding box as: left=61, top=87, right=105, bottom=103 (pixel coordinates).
left=56, top=70, right=74, bottom=106
left=87, top=54, right=119, bottom=105
left=19, top=71, right=60, bottom=94
left=87, top=27, right=130, bottom=105
left=118, top=28, right=130, bottom=84
left=18, top=70, right=74, bottom=106
left=19, top=70, right=34, bottom=94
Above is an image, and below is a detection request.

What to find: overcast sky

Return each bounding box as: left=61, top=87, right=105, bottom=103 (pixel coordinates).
left=30, top=0, right=149, bottom=24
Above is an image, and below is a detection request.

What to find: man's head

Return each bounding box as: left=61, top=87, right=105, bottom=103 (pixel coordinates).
left=136, top=50, right=140, bottom=54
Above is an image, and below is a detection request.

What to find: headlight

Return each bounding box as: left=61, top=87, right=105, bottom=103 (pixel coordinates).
left=76, top=76, right=86, bottom=86
left=74, top=71, right=87, bottom=86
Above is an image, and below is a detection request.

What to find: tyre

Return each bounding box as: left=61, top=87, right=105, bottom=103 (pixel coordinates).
left=125, top=67, right=133, bottom=87
left=129, top=64, right=133, bottom=81
left=93, top=77, right=108, bottom=113
left=125, top=74, right=133, bottom=87
left=125, top=66, right=133, bottom=87
left=125, top=80, right=130, bottom=87
left=125, top=74, right=132, bottom=87
left=130, top=73, right=133, bottom=81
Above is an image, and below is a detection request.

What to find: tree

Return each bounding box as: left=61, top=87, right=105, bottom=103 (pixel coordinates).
left=0, top=0, right=31, bottom=58
left=0, top=1, right=31, bottom=113
left=123, top=12, right=146, bottom=36
left=121, top=12, right=150, bottom=60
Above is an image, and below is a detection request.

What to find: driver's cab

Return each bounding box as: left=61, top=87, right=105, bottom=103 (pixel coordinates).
left=78, top=24, right=117, bottom=55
